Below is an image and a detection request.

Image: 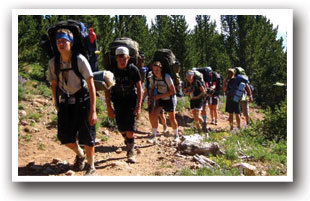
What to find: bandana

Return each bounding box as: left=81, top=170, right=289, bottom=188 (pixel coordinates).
left=56, top=32, right=74, bottom=44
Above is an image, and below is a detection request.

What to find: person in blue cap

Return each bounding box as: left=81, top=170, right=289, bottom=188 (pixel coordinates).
left=47, top=28, right=97, bottom=176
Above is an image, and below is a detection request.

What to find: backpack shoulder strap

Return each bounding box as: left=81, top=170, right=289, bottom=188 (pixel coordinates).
left=54, top=54, right=60, bottom=82
left=71, top=52, right=83, bottom=88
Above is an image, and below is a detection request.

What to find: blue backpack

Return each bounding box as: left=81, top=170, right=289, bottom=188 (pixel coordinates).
left=228, top=74, right=249, bottom=100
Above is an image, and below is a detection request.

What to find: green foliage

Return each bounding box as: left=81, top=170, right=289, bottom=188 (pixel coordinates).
left=18, top=132, right=33, bottom=141
left=261, top=99, right=287, bottom=141
left=176, top=96, right=190, bottom=112
left=27, top=112, right=43, bottom=122
left=18, top=14, right=286, bottom=108
left=96, top=98, right=117, bottom=129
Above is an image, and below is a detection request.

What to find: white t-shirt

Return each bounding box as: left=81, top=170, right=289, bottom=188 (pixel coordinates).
left=47, top=54, right=93, bottom=95
left=150, top=73, right=175, bottom=101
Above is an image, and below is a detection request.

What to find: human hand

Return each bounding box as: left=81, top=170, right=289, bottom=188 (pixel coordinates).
left=107, top=107, right=115, bottom=118
left=88, top=110, right=97, bottom=126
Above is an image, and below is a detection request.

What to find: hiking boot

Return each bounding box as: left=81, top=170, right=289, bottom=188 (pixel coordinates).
left=84, top=165, right=96, bottom=176
left=73, top=155, right=85, bottom=171
left=174, top=135, right=180, bottom=143
left=211, top=119, right=215, bottom=125
left=127, top=142, right=136, bottom=163
left=214, top=120, right=218, bottom=125
left=147, top=136, right=157, bottom=145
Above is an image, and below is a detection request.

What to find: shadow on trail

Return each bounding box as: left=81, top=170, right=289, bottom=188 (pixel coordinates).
left=18, top=162, right=71, bottom=176
left=95, top=146, right=118, bottom=153
left=95, top=157, right=127, bottom=170
left=175, top=113, right=193, bottom=127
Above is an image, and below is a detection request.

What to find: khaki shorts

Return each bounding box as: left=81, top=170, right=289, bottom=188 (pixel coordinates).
left=240, top=101, right=249, bottom=116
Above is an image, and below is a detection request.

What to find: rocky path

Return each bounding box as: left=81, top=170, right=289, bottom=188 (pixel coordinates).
left=17, top=94, right=262, bottom=176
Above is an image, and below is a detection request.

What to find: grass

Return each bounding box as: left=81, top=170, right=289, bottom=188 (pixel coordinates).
left=180, top=122, right=287, bottom=176
left=176, top=96, right=190, bottom=112
left=27, top=112, right=43, bottom=122
left=53, top=134, right=59, bottom=142
left=100, top=135, right=109, bottom=142
left=38, top=143, right=46, bottom=150
left=18, top=132, right=33, bottom=141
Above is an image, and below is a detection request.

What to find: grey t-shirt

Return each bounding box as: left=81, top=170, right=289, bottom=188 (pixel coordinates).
left=47, top=54, right=93, bottom=95
left=150, top=73, right=175, bottom=101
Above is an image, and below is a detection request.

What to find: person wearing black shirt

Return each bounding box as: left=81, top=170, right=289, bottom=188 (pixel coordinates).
left=104, top=47, right=142, bottom=163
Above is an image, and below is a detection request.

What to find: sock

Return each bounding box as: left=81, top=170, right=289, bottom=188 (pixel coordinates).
left=72, top=145, right=84, bottom=157
left=174, top=128, right=179, bottom=137
left=87, top=155, right=95, bottom=169
left=152, top=128, right=157, bottom=137
left=202, top=115, right=207, bottom=123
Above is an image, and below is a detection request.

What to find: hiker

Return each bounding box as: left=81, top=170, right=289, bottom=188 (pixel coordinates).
left=47, top=28, right=97, bottom=176
left=184, top=70, right=207, bottom=133
left=148, top=61, right=180, bottom=144
left=234, top=67, right=253, bottom=126
left=205, top=67, right=219, bottom=125
left=143, top=69, right=168, bottom=134
left=87, top=27, right=99, bottom=72
left=223, top=68, right=253, bottom=130
left=104, top=46, right=142, bottom=163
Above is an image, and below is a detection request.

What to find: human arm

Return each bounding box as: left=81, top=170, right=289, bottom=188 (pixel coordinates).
left=154, top=75, right=176, bottom=101
left=104, top=89, right=115, bottom=118
left=223, top=77, right=228, bottom=92
left=245, top=84, right=253, bottom=102
left=134, top=80, right=142, bottom=119
left=154, top=84, right=176, bottom=101
left=86, top=77, right=97, bottom=126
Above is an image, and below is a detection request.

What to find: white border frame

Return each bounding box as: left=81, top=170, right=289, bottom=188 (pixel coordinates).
left=12, top=9, right=293, bottom=182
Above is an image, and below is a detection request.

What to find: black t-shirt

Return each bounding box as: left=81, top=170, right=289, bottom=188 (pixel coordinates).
left=111, top=63, right=141, bottom=98
left=226, top=78, right=236, bottom=98
left=189, top=80, right=204, bottom=97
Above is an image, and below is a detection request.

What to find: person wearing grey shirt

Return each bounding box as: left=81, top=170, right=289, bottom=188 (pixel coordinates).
left=47, top=28, right=97, bottom=176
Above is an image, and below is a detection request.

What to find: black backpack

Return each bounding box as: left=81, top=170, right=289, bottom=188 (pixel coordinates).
left=42, top=19, right=89, bottom=61
left=103, top=37, right=145, bottom=81
left=152, top=49, right=183, bottom=97
left=212, top=71, right=223, bottom=94
left=41, top=19, right=91, bottom=86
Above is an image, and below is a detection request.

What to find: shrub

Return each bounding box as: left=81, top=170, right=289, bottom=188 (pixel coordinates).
left=261, top=99, right=287, bottom=141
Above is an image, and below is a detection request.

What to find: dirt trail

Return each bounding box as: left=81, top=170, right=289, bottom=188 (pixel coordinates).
left=17, top=94, right=262, bottom=176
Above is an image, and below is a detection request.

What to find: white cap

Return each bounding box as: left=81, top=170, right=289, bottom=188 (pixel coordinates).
left=115, top=46, right=129, bottom=56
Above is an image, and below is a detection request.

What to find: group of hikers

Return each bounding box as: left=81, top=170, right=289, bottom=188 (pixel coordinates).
left=46, top=23, right=253, bottom=176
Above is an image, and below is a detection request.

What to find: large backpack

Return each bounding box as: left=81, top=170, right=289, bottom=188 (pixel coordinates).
left=42, top=20, right=89, bottom=61
left=212, top=71, right=223, bottom=94
left=42, top=20, right=114, bottom=95
left=234, top=67, right=247, bottom=76
left=194, top=67, right=211, bottom=83
left=103, top=37, right=145, bottom=81
left=152, top=49, right=183, bottom=97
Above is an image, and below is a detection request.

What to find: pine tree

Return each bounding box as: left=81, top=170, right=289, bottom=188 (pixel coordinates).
left=221, top=15, right=287, bottom=107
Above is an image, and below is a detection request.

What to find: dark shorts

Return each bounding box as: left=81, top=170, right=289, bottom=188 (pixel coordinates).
left=113, top=95, right=137, bottom=132
left=190, top=98, right=204, bottom=110
left=148, top=101, right=164, bottom=114
left=225, top=98, right=241, bottom=114
left=57, top=98, right=96, bottom=146
left=207, top=95, right=219, bottom=105
left=158, top=98, right=176, bottom=112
